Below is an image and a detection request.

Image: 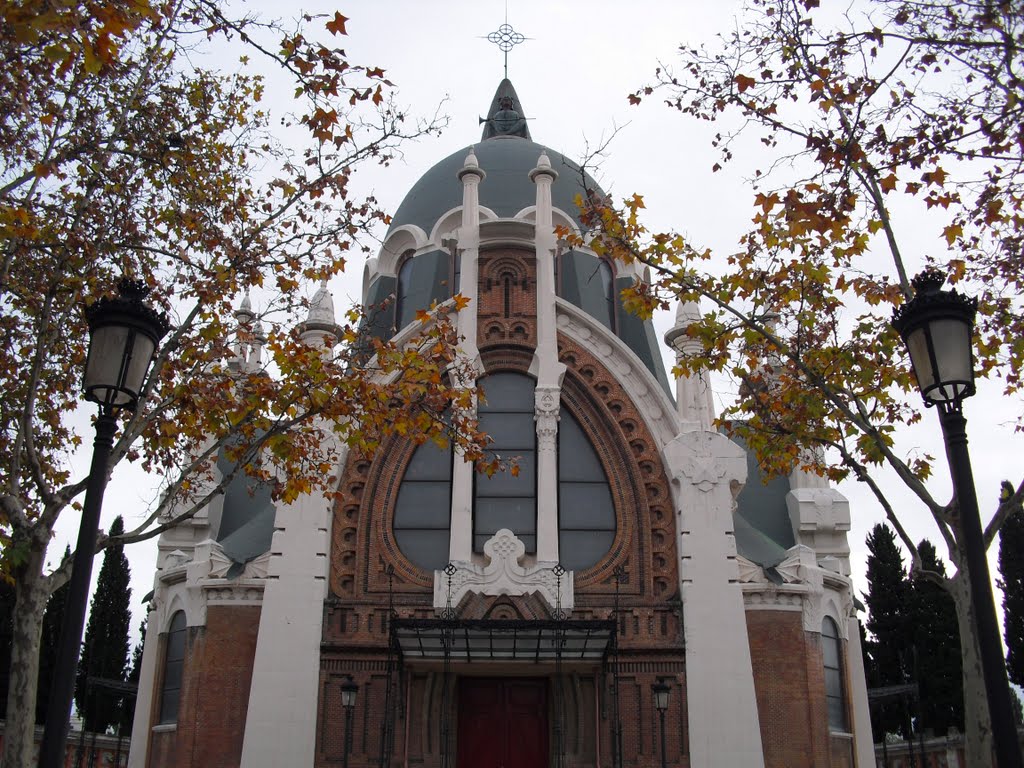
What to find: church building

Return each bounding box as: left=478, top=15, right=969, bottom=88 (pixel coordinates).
left=128, top=79, right=875, bottom=768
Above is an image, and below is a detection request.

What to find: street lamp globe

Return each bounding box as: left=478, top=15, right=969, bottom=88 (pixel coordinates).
left=341, top=675, right=359, bottom=709
left=84, top=277, right=170, bottom=410
left=891, top=269, right=977, bottom=408
left=652, top=678, right=670, bottom=713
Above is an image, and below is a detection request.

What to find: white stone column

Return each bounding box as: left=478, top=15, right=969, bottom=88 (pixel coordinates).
left=238, top=448, right=341, bottom=768
left=847, top=617, right=876, bottom=767
left=530, top=152, right=565, bottom=564
left=664, top=431, right=765, bottom=768
left=449, top=150, right=485, bottom=565
left=126, top=608, right=160, bottom=768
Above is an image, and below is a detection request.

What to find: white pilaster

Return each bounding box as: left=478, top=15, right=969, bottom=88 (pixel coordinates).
left=530, top=152, right=565, bottom=564
left=847, top=617, right=876, bottom=767
left=664, top=431, right=765, bottom=768
left=126, top=608, right=159, bottom=768
left=238, top=449, right=341, bottom=768
left=449, top=150, right=485, bottom=565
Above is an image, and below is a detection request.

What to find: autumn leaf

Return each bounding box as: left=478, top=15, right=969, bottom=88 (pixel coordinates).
left=325, top=12, right=348, bottom=36
left=735, top=74, right=756, bottom=92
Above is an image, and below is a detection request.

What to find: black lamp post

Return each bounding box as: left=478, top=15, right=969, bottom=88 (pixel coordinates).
left=652, top=677, right=670, bottom=768
left=892, top=269, right=1022, bottom=768
left=341, top=674, right=359, bottom=768
left=39, top=278, right=168, bottom=768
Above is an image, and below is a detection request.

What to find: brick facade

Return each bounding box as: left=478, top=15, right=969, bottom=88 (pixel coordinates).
left=146, top=606, right=260, bottom=768
left=317, top=247, right=690, bottom=768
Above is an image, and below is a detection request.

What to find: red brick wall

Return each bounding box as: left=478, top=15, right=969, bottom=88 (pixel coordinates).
left=147, top=605, right=261, bottom=768
left=746, top=609, right=831, bottom=768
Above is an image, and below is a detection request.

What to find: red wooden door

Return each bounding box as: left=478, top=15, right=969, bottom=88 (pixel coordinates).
left=457, top=678, right=548, bottom=768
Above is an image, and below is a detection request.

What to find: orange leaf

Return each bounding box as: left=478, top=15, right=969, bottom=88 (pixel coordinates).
left=735, top=74, right=756, bottom=93
left=325, top=12, right=348, bottom=36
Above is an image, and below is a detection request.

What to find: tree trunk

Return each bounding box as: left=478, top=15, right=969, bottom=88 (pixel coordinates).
left=949, top=560, right=995, bottom=768
left=2, top=543, right=49, bottom=768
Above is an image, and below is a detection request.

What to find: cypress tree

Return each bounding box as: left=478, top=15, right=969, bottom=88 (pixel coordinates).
left=909, top=539, right=964, bottom=735
left=998, top=480, right=1024, bottom=686
left=75, top=516, right=132, bottom=733
left=36, top=546, right=71, bottom=724
left=119, top=618, right=147, bottom=736
left=863, top=522, right=910, bottom=738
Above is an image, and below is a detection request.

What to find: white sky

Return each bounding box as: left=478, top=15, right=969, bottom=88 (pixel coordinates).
left=51, top=0, right=1023, bottom=648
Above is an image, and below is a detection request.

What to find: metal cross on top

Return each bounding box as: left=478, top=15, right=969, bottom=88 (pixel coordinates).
left=487, top=22, right=526, bottom=79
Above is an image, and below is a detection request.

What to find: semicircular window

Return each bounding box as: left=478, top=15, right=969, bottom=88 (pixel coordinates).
left=558, top=409, right=615, bottom=570
left=393, top=441, right=452, bottom=570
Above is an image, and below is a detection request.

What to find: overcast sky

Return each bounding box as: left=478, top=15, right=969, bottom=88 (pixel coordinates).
left=52, top=0, right=1023, bottom=647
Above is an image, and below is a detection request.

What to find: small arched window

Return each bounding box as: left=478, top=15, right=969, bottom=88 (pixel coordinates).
left=394, top=251, right=416, bottom=331
left=394, top=441, right=453, bottom=570
left=474, top=373, right=537, bottom=554
left=558, top=409, right=615, bottom=570
left=395, top=250, right=457, bottom=332
left=557, top=251, right=617, bottom=332
left=822, top=617, right=848, bottom=731
left=159, top=611, right=187, bottom=724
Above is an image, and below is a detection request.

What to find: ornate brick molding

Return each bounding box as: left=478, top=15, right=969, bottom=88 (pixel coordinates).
left=555, top=300, right=678, bottom=448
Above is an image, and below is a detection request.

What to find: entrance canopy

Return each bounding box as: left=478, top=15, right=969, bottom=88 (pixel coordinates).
left=391, top=618, right=616, bottom=664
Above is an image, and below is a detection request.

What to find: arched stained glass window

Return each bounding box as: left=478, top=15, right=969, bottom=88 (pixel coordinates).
left=557, top=409, right=615, bottom=570
left=159, top=611, right=187, bottom=724
left=822, top=616, right=848, bottom=731
left=394, top=441, right=453, bottom=570
left=474, top=373, right=537, bottom=553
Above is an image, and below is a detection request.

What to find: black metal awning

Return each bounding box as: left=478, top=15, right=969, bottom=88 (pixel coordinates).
left=390, top=618, right=616, bottom=664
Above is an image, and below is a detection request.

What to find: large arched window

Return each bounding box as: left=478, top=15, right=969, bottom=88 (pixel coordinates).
left=557, top=409, right=615, bottom=570
left=394, top=442, right=453, bottom=570
left=822, top=617, right=848, bottom=731
left=474, top=373, right=537, bottom=553
left=159, top=611, right=187, bottom=724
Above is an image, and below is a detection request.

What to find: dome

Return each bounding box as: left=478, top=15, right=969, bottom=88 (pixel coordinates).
left=388, top=79, right=605, bottom=235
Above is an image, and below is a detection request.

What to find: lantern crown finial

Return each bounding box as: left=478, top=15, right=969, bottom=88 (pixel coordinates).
left=911, top=268, right=945, bottom=296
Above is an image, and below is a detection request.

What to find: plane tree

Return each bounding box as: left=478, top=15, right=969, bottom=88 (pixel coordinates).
left=0, top=3, right=490, bottom=765
left=561, top=1, right=1024, bottom=764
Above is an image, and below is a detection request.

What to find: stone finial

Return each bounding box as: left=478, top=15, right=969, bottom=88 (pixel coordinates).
left=529, top=150, right=558, bottom=183
left=306, top=280, right=335, bottom=327
left=664, top=300, right=701, bottom=353
left=236, top=291, right=254, bottom=323
left=298, top=280, right=340, bottom=349
left=664, top=300, right=716, bottom=431
left=457, top=147, right=486, bottom=182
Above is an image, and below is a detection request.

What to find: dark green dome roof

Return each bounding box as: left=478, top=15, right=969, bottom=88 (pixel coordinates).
left=388, top=137, right=604, bottom=235
left=388, top=79, right=605, bottom=236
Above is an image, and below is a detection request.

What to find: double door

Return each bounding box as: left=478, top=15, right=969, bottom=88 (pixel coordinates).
left=457, top=678, right=548, bottom=768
